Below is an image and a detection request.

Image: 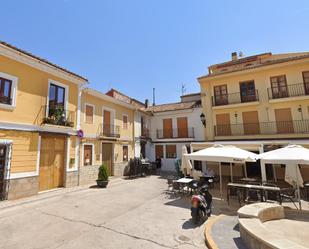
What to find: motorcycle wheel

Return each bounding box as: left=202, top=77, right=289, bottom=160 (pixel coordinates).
left=192, top=215, right=199, bottom=225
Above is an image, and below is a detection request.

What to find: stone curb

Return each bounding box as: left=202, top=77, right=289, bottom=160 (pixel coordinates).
left=204, top=214, right=225, bottom=249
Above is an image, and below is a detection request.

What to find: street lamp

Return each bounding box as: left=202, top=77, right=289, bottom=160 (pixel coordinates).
left=200, top=113, right=206, bottom=127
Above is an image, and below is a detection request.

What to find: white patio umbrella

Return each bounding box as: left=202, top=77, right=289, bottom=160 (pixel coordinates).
left=181, top=145, right=192, bottom=175
left=257, top=144, right=309, bottom=210
left=185, top=145, right=258, bottom=198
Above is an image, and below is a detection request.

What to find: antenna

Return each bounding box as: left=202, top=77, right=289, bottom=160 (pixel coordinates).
left=153, top=88, right=156, bottom=106
left=181, top=83, right=186, bottom=96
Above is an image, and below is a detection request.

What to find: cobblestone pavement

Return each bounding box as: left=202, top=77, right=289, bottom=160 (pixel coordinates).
left=0, top=176, right=207, bottom=249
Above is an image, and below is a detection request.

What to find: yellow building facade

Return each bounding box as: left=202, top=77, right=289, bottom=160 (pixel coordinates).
left=196, top=52, right=309, bottom=181
left=0, top=41, right=88, bottom=199
left=79, top=89, right=136, bottom=185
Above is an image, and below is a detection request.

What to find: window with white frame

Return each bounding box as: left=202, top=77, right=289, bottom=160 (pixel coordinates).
left=0, top=72, right=18, bottom=109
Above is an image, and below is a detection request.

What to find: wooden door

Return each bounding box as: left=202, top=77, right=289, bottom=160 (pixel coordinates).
left=163, top=119, right=173, bottom=138
left=275, top=108, right=294, bottom=134
left=215, top=113, right=231, bottom=136
left=39, top=135, right=65, bottom=191
left=0, top=145, right=6, bottom=199
left=103, top=110, right=111, bottom=136
left=214, top=85, right=228, bottom=105
left=102, top=143, right=113, bottom=176
left=177, top=117, right=188, bottom=138
left=242, top=111, right=260, bottom=135
left=84, top=145, right=92, bottom=166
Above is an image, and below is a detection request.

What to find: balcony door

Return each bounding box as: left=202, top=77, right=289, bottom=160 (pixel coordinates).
left=239, top=81, right=256, bottom=102
left=303, top=71, right=309, bottom=95
left=103, top=110, right=111, bottom=136
left=177, top=117, right=188, bottom=138
left=163, top=119, right=173, bottom=138
left=242, top=111, right=260, bottom=135
left=275, top=108, right=294, bottom=134
left=214, top=85, right=228, bottom=106
left=270, top=75, right=288, bottom=98
left=215, top=113, right=231, bottom=136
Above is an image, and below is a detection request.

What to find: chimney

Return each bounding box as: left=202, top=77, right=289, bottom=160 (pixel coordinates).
left=145, top=99, right=149, bottom=108
left=152, top=88, right=156, bottom=106
left=231, top=52, right=238, bottom=61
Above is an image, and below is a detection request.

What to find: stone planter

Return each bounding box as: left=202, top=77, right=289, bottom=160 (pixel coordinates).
left=96, top=180, right=109, bottom=188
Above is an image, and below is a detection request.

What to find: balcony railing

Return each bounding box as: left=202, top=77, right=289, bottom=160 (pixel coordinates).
left=99, top=124, right=120, bottom=138
left=42, top=105, right=75, bottom=127
left=267, top=83, right=309, bottom=100
left=156, top=128, right=194, bottom=139
left=0, top=96, right=12, bottom=105
left=212, top=90, right=259, bottom=106
left=214, top=120, right=309, bottom=136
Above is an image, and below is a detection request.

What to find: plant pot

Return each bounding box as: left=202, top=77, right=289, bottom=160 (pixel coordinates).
left=96, top=180, right=109, bottom=188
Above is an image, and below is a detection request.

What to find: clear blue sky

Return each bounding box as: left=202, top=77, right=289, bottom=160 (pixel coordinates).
left=1, top=0, right=309, bottom=104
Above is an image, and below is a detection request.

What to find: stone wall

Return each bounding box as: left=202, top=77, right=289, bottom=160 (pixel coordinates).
left=79, top=165, right=100, bottom=186
left=65, top=171, right=79, bottom=188
left=7, top=176, right=39, bottom=200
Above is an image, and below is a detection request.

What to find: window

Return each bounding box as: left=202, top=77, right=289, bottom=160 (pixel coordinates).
left=239, top=81, right=256, bottom=102
left=123, top=146, right=128, bottom=162
left=302, top=71, right=309, bottom=95
left=155, top=145, right=164, bottom=158
left=83, top=144, right=93, bottom=166
left=194, top=160, right=202, bottom=171
left=85, top=104, right=94, bottom=124
left=270, top=75, right=288, bottom=98
left=123, top=115, right=128, bottom=129
left=49, top=83, right=65, bottom=107
left=165, top=145, right=177, bottom=159
left=0, top=77, right=12, bottom=105
left=214, top=85, right=228, bottom=105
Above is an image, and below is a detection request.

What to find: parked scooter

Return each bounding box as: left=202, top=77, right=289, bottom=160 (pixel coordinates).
left=190, top=184, right=212, bottom=224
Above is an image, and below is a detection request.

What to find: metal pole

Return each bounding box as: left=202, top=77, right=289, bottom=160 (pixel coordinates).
left=244, top=163, right=247, bottom=178
left=219, top=162, right=222, bottom=200
left=230, top=162, right=233, bottom=182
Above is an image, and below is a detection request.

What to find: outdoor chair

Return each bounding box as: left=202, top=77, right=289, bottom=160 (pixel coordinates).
left=167, top=178, right=174, bottom=191
left=262, top=182, right=279, bottom=201
left=279, top=187, right=298, bottom=209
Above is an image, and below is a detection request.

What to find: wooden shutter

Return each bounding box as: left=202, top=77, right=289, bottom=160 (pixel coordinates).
left=215, top=113, right=231, bottom=136
left=242, top=111, right=260, bottom=135
left=177, top=117, right=188, bottom=138
left=275, top=108, right=294, bottom=134
left=155, top=145, right=164, bottom=158
left=103, top=110, right=111, bottom=136
left=163, top=119, right=173, bottom=138
left=166, top=145, right=176, bottom=158
left=85, top=105, right=94, bottom=123
left=123, top=115, right=128, bottom=129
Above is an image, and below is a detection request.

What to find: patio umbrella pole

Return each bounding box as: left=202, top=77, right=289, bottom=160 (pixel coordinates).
left=219, top=162, right=222, bottom=200
left=230, top=162, right=233, bottom=182
left=296, top=165, right=302, bottom=210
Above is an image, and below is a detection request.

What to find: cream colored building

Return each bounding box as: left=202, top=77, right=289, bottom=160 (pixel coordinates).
left=195, top=52, right=309, bottom=181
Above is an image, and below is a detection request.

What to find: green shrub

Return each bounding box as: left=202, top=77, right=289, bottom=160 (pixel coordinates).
left=98, top=165, right=109, bottom=181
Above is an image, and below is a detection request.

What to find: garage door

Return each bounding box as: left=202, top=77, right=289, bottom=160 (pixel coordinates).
left=39, top=135, right=65, bottom=191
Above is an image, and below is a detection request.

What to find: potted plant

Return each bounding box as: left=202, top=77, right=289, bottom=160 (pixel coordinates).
left=96, top=165, right=109, bottom=188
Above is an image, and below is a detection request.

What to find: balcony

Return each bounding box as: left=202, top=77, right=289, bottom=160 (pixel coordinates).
left=267, top=83, right=309, bottom=100
left=0, top=96, right=12, bottom=105
left=156, top=128, right=194, bottom=139
left=98, top=124, right=120, bottom=138
left=214, top=120, right=309, bottom=136
left=42, top=105, right=75, bottom=127
left=212, top=90, right=259, bottom=107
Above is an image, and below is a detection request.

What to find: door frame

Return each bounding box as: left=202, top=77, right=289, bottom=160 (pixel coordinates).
left=101, top=142, right=114, bottom=176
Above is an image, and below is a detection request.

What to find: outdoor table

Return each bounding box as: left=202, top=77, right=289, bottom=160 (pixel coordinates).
left=176, top=178, right=194, bottom=195
left=227, top=182, right=281, bottom=206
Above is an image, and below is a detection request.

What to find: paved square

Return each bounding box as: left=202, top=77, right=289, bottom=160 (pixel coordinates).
left=0, top=176, right=206, bottom=249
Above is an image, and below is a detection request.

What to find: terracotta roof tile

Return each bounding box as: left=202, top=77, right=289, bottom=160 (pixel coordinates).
left=141, top=100, right=201, bottom=113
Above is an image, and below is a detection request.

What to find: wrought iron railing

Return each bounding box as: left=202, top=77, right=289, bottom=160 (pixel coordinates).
left=99, top=124, right=120, bottom=138
left=212, top=90, right=259, bottom=106
left=42, top=105, right=75, bottom=127
left=156, top=128, right=195, bottom=139
left=0, top=96, right=12, bottom=105
left=267, top=83, right=309, bottom=100
left=214, top=120, right=309, bottom=136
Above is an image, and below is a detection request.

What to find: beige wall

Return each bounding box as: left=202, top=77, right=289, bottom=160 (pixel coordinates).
left=0, top=55, right=79, bottom=128
left=199, top=59, right=309, bottom=141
